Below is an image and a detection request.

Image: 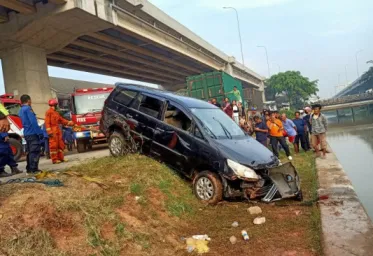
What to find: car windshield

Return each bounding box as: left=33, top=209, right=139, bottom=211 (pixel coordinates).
left=73, top=93, right=110, bottom=115
left=5, top=103, right=21, bottom=116
left=191, top=108, right=245, bottom=139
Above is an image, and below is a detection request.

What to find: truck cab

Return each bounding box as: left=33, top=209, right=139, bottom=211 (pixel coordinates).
left=70, top=87, right=113, bottom=152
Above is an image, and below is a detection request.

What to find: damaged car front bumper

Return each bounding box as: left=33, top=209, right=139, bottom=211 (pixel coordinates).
left=222, top=162, right=301, bottom=202
left=261, top=162, right=301, bottom=202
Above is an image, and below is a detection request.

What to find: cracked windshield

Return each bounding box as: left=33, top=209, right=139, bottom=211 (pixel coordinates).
left=0, top=0, right=372, bottom=255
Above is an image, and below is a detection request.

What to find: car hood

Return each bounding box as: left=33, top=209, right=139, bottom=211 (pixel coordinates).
left=213, top=136, right=278, bottom=169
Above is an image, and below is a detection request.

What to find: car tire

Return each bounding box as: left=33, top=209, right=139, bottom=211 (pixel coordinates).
left=77, top=140, right=86, bottom=153
left=108, top=131, right=126, bottom=157
left=193, top=171, right=223, bottom=205
left=9, top=138, right=23, bottom=162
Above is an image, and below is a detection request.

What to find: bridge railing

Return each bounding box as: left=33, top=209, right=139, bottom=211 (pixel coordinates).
left=317, top=92, right=373, bottom=106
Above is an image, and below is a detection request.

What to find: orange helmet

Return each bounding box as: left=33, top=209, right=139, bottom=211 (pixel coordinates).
left=48, top=99, right=58, bottom=106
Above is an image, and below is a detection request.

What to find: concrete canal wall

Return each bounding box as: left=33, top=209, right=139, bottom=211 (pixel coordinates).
left=316, top=147, right=373, bottom=256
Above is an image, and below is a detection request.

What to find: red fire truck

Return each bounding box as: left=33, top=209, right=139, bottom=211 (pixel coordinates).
left=70, top=87, right=113, bottom=153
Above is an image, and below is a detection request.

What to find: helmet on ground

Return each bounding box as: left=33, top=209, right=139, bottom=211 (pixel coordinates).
left=48, top=99, right=58, bottom=106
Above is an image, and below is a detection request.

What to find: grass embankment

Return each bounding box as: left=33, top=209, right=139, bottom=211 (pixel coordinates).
left=0, top=152, right=321, bottom=256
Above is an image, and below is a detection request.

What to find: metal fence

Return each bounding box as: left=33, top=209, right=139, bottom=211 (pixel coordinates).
left=317, top=91, right=373, bottom=106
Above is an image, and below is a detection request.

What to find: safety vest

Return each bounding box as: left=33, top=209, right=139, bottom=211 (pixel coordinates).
left=0, top=103, right=9, bottom=116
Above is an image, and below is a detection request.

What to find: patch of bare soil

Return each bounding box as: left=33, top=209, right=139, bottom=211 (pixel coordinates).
left=0, top=181, right=96, bottom=256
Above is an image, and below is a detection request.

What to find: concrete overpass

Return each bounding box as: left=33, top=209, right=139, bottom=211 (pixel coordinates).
left=0, top=0, right=264, bottom=115
left=319, top=92, right=373, bottom=126
left=334, top=68, right=373, bottom=98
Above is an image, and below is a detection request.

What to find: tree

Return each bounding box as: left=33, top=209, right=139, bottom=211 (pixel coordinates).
left=265, top=71, right=319, bottom=109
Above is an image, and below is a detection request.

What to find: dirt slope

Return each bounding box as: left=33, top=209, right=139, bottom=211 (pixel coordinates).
left=0, top=153, right=321, bottom=256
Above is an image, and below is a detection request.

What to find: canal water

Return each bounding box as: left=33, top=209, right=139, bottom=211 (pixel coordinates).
left=327, top=124, right=373, bottom=219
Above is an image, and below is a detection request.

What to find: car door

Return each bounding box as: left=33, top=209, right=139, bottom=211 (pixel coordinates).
left=151, top=101, right=197, bottom=175
left=190, top=123, right=222, bottom=175
left=127, top=93, right=165, bottom=154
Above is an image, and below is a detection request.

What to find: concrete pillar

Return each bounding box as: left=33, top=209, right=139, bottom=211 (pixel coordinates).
left=1, top=44, right=52, bottom=116
left=224, top=63, right=234, bottom=76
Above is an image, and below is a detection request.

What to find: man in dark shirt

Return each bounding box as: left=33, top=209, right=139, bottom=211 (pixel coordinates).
left=303, top=107, right=312, bottom=150
left=293, top=111, right=309, bottom=153
left=254, top=116, right=269, bottom=147
left=211, top=98, right=221, bottom=108
left=19, top=95, right=43, bottom=174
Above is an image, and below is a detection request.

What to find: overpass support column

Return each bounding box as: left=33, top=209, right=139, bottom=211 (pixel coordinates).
left=1, top=44, right=52, bottom=116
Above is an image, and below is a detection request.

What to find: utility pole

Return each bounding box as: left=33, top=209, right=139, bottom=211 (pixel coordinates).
left=257, top=46, right=271, bottom=77
left=344, top=65, right=348, bottom=85
left=272, top=62, right=281, bottom=73
left=223, top=7, right=245, bottom=65
left=355, top=49, right=363, bottom=77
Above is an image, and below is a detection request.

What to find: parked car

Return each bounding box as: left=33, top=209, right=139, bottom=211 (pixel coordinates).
left=100, top=84, right=302, bottom=204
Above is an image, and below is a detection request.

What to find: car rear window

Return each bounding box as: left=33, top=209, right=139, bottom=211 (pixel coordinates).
left=113, top=89, right=137, bottom=106
left=135, top=95, right=163, bottom=119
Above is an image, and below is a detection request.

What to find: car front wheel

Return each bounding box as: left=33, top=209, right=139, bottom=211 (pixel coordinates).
left=193, top=171, right=223, bottom=204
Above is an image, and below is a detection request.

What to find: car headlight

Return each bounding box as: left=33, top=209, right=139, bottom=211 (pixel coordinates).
left=227, top=159, right=259, bottom=180
left=75, top=132, right=85, bottom=138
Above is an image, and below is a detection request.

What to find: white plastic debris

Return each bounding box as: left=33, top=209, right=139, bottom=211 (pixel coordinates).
left=192, top=235, right=211, bottom=241
left=253, top=217, right=266, bottom=225
left=135, top=196, right=141, bottom=201
left=248, top=206, right=262, bottom=215
left=241, top=230, right=250, bottom=241
left=231, top=221, right=239, bottom=228
left=229, top=236, right=237, bottom=244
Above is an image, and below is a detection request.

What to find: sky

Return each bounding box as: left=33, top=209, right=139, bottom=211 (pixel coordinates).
left=0, top=0, right=372, bottom=99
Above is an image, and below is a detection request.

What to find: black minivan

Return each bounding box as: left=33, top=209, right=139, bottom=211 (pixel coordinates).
left=100, top=84, right=301, bottom=204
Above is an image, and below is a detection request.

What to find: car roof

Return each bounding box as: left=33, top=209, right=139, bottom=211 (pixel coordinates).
left=115, top=83, right=217, bottom=109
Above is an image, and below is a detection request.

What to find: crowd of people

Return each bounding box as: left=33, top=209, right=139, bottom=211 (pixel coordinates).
left=210, top=97, right=328, bottom=161
left=0, top=95, right=75, bottom=178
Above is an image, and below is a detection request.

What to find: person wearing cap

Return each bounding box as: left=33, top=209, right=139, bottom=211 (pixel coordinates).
left=18, top=94, right=43, bottom=174
left=310, top=104, right=328, bottom=158
left=45, top=99, right=74, bottom=164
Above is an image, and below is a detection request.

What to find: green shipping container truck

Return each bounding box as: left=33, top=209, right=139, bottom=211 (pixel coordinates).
left=186, top=71, right=244, bottom=105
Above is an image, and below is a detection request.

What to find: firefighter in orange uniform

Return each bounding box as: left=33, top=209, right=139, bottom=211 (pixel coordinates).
left=45, top=99, right=74, bottom=164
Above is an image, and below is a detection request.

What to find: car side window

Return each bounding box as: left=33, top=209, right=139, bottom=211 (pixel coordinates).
left=137, top=95, right=163, bottom=119
left=113, top=89, right=137, bottom=106
left=163, top=103, right=192, bottom=132
left=194, top=126, right=204, bottom=139
left=131, top=94, right=143, bottom=110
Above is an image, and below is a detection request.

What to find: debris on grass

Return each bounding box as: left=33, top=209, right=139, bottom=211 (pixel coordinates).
left=191, top=235, right=211, bottom=241
left=186, top=237, right=210, bottom=254
left=253, top=217, right=266, bottom=225
left=229, top=236, right=237, bottom=244
left=248, top=206, right=262, bottom=215
left=241, top=230, right=250, bottom=241
left=231, top=221, right=239, bottom=228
